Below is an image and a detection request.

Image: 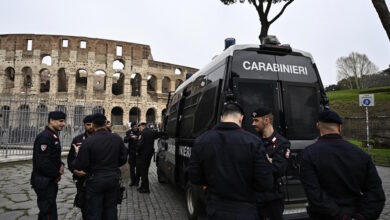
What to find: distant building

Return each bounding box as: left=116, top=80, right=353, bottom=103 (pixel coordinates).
left=0, top=34, right=198, bottom=126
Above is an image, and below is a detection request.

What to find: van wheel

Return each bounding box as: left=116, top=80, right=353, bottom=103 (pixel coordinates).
left=185, top=182, right=200, bottom=220
left=157, top=167, right=166, bottom=183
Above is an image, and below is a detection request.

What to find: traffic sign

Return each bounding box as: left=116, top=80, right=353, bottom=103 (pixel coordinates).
left=359, top=94, right=375, bottom=107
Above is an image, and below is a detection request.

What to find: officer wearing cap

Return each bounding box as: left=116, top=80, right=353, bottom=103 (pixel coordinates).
left=72, top=113, right=128, bottom=219
left=67, top=114, right=94, bottom=218
left=188, top=102, right=273, bottom=219
left=124, top=122, right=140, bottom=186
left=135, top=122, right=164, bottom=193
left=251, top=107, right=290, bottom=220
left=300, top=110, right=385, bottom=220
left=31, top=111, right=66, bottom=220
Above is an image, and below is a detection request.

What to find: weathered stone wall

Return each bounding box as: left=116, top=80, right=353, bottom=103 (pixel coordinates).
left=0, top=34, right=198, bottom=125
left=342, top=116, right=390, bottom=145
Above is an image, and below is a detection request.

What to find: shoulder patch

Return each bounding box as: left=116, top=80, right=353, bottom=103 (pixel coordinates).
left=41, top=144, right=47, bottom=151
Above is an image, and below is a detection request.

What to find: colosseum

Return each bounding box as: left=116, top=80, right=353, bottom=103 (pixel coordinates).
left=0, top=34, right=198, bottom=132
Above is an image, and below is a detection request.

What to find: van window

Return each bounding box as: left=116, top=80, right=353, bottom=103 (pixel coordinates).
left=193, top=80, right=221, bottom=135
left=207, top=65, right=225, bottom=83
left=282, top=83, right=319, bottom=139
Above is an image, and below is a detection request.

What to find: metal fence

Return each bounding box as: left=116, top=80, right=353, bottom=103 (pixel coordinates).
left=0, top=96, right=104, bottom=158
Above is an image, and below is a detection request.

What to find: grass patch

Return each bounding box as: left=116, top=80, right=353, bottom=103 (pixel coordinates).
left=326, top=87, right=390, bottom=117
left=347, top=139, right=390, bottom=166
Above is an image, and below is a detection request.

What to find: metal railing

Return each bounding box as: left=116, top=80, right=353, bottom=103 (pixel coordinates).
left=0, top=96, right=104, bottom=158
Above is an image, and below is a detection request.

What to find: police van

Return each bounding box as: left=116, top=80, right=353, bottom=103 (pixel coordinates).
left=156, top=36, right=329, bottom=219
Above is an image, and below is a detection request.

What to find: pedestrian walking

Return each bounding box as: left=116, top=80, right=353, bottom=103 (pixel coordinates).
left=72, top=113, right=128, bottom=220
left=188, top=102, right=274, bottom=220
left=300, top=110, right=386, bottom=220
left=251, top=107, right=290, bottom=220
left=30, top=111, right=66, bottom=220
left=67, top=114, right=94, bottom=219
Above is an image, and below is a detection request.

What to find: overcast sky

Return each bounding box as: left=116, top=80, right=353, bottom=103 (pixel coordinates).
left=1, top=0, right=389, bottom=86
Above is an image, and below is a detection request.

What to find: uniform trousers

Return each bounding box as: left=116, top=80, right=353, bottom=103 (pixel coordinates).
left=33, top=180, right=58, bottom=220
left=257, top=199, right=284, bottom=220
left=85, top=173, right=119, bottom=220
left=206, top=197, right=259, bottom=220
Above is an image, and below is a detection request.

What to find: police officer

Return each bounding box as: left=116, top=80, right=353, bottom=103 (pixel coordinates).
left=72, top=113, right=128, bottom=220
left=124, top=122, right=140, bottom=186
left=136, top=122, right=163, bottom=193
left=300, top=110, right=386, bottom=220
left=251, top=107, right=290, bottom=220
left=67, top=114, right=94, bottom=219
left=188, top=102, right=274, bottom=220
left=31, top=111, right=66, bottom=220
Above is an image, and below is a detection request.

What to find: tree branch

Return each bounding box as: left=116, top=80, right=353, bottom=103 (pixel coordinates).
left=269, top=0, right=294, bottom=24
left=264, top=0, right=272, bottom=17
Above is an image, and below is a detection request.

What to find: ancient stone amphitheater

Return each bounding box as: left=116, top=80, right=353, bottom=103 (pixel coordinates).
left=0, top=34, right=197, bottom=128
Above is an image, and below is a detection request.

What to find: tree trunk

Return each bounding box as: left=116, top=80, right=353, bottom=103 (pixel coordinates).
left=372, top=0, right=390, bottom=42
left=259, top=23, right=270, bottom=43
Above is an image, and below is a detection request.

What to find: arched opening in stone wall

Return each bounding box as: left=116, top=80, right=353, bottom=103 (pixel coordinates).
left=146, top=108, right=156, bottom=124
left=131, top=73, right=141, bottom=96
left=113, top=59, right=125, bottom=70
left=162, top=76, right=171, bottom=93
left=112, top=72, right=124, bottom=96
left=111, top=107, right=123, bottom=126
left=92, top=106, right=105, bottom=115
left=37, top=104, right=48, bottom=127
left=22, top=67, right=33, bottom=89
left=4, top=67, right=15, bottom=89
left=175, top=79, right=183, bottom=90
left=0, top=106, right=10, bottom=128
left=41, top=55, right=52, bottom=66
left=56, top=105, right=67, bottom=114
left=129, top=107, right=140, bottom=124
left=94, top=70, right=106, bottom=92
left=147, top=74, right=157, bottom=92
left=75, top=69, right=88, bottom=95
left=74, top=105, right=85, bottom=126
left=18, top=104, right=30, bottom=128
left=39, top=69, right=50, bottom=93
left=175, top=68, right=183, bottom=75
left=57, top=68, right=68, bottom=92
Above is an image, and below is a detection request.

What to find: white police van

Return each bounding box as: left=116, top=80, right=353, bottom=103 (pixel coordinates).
left=156, top=36, right=329, bottom=219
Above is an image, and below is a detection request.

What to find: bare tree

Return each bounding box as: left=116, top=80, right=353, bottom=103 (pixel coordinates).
left=336, top=52, right=379, bottom=89
left=372, top=0, right=390, bottom=42
left=220, top=0, right=294, bottom=42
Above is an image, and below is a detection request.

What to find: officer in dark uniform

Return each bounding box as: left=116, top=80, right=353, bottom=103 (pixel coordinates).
left=136, top=122, right=163, bottom=193
left=67, top=114, right=94, bottom=219
left=72, top=113, right=128, bottom=220
left=31, top=111, right=66, bottom=220
left=124, top=122, right=140, bottom=186
left=188, top=102, right=274, bottom=220
left=251, top=107, right=290, bottom=220
left=300, top=110, right=386, bottom=220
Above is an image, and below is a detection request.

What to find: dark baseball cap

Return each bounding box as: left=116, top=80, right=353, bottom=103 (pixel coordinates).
left=318, top=110, right=342, bottom=124
left=83, top=114, right=94, bottom=124
left=48, top=111, right=66, bottom=120
left=252, top=107, right=272, bottom=118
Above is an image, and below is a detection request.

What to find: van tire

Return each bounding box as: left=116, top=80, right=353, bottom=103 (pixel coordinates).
left=185, top=182, right=200, bottom=220
left=157, top=166, right=166, bottom=183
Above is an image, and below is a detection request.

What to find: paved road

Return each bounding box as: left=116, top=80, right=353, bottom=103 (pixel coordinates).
left=0, top=160, right=388, bottom=220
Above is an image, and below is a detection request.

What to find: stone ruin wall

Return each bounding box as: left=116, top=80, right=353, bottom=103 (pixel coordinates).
left=0, top=34, right=198, bottom=126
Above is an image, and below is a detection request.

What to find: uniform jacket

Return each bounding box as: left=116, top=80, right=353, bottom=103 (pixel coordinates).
left=72, top=128, right=128, bottom=176
left=188, top=122, right=274, bottom=204
left=136, top=128, right=162, bottom=157
left=257, top=131, right=290, bottom=203
left=67, top=132, right=89, bottom=179
left=300, top=134, right=385, bottom=220
left=31, top=126, right=64, bottom=187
